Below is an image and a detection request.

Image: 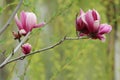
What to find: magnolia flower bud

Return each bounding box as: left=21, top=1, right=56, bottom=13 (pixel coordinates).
left=21, top=43, right=32, bottom=54
left=12, top=31, right=21, bottom=40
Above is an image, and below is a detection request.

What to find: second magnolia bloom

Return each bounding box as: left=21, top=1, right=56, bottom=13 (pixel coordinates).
left=76, top=9, right=112, bottom=41
left=15, top=11, right=45, bottom=35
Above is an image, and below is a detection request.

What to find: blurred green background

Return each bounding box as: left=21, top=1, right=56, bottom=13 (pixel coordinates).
left=0, top=0, right=120, bottom=80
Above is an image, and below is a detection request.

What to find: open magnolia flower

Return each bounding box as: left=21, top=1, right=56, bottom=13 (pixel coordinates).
left=76, top=9, right=112, bottom=41
left=15, top=11, right=45, bottom=35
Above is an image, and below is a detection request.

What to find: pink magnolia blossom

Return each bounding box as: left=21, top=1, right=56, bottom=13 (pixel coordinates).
left=15, top=11, right=45, bottom=35
left=21, top=43, right=32, bottom=54
left=76, top=9, right=112, bottom=41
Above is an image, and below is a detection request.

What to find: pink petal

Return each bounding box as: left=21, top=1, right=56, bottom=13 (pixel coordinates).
left=85, top=10, right=94, bottom=32
left=92, top=9, right=100, bottom=21
left=26, top=12, right=37, bottom=31
left=76, top=13, right=89, bottom=34
left=80, top=9, right=84, bottom=15
left=33, top=22, right=46, bottom=28
left=76, top=16, right=84, bottom=31
left=20, top=11, right=27, bottom=29
left=93, top=20, right=100, bottom=32
left=81, top=14, right=87, bottom=25
left=98, top=24, right=112, bottom=34
left=15, top=14, right=22, bottom=29
left=97, top=34, right=106, bottom=42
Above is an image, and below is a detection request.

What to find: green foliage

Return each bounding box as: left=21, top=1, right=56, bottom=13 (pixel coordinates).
left=0, top=6, right=3, bottom=14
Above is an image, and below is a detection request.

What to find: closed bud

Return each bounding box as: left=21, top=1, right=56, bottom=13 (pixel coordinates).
left=12, top=31, right=21, bottom=40
left=21, top=43, right=32, bottom=55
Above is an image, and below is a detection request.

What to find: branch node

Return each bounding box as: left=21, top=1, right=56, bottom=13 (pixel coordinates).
left=12, top=49, right=15, bottom=56
left=20, top=56, right=25, bottom=60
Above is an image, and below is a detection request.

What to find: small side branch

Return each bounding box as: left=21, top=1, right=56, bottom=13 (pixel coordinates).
left=0, top=0, right=23, bottom=35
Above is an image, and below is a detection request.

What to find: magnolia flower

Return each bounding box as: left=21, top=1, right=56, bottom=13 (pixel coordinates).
left=15, top=11, right=45, bottom=35
left=21, top=43, right=32, bottom=54
left=76, top=9, right=112, bottom=41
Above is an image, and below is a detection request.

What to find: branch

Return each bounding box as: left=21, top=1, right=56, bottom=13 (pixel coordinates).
left=0, top=0, right=23, bottom=35
left=0, top=32, right=30, bottom=68
left=0, top=36, right=88, bottom=68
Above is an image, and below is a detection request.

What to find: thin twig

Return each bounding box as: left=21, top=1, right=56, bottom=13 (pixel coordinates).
left=0, top=32, right=30, bottom=68
left=0, top=0, right=23, bottom=35
left=0, top=36, right=88, bottom=68
left=0, top=50, right=6, bottom=59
